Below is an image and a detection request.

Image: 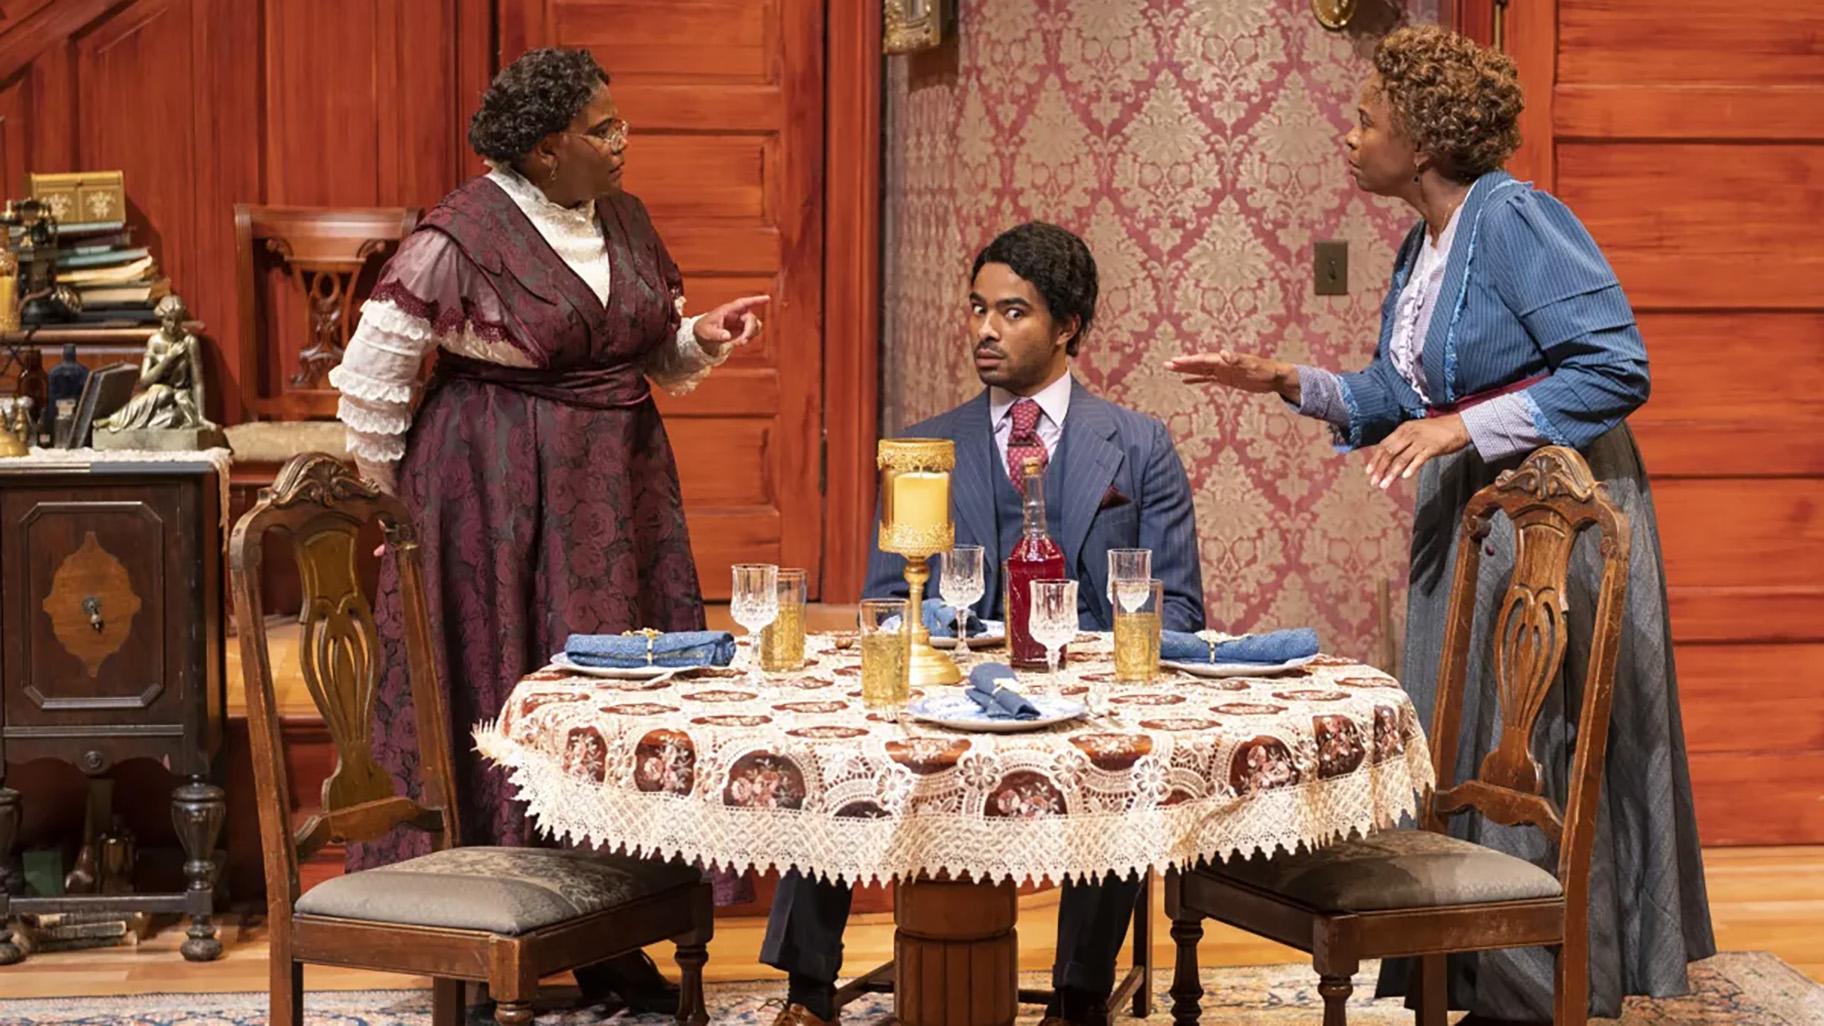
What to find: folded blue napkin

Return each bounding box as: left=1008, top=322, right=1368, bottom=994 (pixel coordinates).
left=1160, top=627, right=1320, bottom=665
left=964, top=662, right=1041, bottom=720
left=924, top=597, right=991, bottom=638
left=877, top=599, right=994, bottom=638
left=564, top=630, right=737, bottom=668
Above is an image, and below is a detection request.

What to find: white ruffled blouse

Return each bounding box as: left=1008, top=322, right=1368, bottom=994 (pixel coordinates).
left=328, top=166, right=728, bottom=484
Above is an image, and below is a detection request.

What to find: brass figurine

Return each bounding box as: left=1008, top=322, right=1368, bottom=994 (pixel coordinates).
left=93, top=295, right=223, bottom=449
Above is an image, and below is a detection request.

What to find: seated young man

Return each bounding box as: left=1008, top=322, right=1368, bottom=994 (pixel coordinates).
left=761, top=222, right=1207, bottom=1026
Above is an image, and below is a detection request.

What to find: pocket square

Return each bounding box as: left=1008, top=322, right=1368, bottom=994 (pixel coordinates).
left=1098, top=485, right=1131, bottom=510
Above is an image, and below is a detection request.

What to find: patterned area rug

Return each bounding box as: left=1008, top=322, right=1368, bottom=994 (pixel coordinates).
left=1, top=954, right=1818, bottom=1025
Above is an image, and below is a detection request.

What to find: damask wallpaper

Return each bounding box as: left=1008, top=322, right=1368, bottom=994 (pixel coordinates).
left=881, top=0, right=1437, bottom=660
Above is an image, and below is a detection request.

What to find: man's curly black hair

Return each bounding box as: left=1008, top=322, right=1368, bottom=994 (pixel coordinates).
left=468, top=48, right=610, bottom=165
left=970, top=222, right=1098, bottom=356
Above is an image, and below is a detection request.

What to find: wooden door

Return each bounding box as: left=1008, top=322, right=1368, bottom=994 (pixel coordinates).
left=1460, top=1, right=1824, bottom=845
left=503, top=0, right=826, bottom=600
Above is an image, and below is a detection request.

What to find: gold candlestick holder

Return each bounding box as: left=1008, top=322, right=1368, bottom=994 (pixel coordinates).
left=877, top=438, right=961, bottom=687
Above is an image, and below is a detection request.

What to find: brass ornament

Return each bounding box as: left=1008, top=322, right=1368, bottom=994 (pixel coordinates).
left=884, top=0, right=944, bottom=55
left=1311, top=0, right=1358, bottom=31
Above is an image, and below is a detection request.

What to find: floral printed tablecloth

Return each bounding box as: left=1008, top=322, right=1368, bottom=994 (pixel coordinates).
left=475, top=633, right=1434, bottom=886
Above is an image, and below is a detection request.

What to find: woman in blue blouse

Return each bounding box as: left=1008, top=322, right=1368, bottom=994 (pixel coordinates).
left=1169, top=26, right=1713, bottom=1023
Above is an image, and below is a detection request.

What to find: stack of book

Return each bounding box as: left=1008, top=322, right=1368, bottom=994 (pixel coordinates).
left=49, top=219, right=170, bottom=321
left=18, top=911, right=151, bottom=953
left=16, top=170, right=170, bottom=326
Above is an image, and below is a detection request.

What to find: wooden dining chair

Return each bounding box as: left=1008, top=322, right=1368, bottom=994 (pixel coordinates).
left=1164, top=445, right=1630, bottom=1026
left=229, top=453, right=714, bottom=1026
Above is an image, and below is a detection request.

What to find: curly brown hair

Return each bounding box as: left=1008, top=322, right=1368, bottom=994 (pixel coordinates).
left=1372, top=26, right=1523, bottom=181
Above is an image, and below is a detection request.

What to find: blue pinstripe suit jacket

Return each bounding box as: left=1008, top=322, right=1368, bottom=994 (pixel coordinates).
left=863, top=379, right=1207, bottom=632
left=1333, top=170, right=1651, bottom=450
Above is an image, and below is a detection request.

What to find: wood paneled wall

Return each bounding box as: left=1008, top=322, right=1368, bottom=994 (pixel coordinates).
left=0, top=0, right=874, bottom=602
left=1486, top=1, right=1824, bottom=845
left=0, top=0, right=495, bottom=425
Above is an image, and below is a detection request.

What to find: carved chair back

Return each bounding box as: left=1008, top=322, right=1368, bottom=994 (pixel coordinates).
left=1426, top=445, right=1630, bottom=900
left=234, top=205, right=418, bottom=421
left=228, top=452, right=458, bottom=923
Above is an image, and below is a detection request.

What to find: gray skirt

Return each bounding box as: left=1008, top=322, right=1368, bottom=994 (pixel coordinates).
left=1376, top=423, right=1715, bottom=1019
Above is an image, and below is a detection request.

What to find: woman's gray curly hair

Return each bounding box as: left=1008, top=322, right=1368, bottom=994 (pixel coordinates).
left=467, top=48, right=610, bottom=165
left=1372, top=26, right=1524, bottom=181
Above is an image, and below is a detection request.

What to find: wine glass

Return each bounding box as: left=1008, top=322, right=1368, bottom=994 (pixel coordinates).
left=1028, top=578, right=1079, bottom=696
left=1107, top=548, right=1153, bottom=616
left=730, top=563, right=779, bottom=685
left=939, top=545, right=986, bottom=667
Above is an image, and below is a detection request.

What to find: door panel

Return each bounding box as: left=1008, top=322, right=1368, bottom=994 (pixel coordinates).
left=507, top=0, right=826, bottom=600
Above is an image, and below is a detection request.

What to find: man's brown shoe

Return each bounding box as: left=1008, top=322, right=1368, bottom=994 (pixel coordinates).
left=768, top=1001, right=838, bottom=1026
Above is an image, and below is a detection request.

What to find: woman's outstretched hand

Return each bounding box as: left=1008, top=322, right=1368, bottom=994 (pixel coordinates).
left=1166, top=350, right=1300, bottom=403
left=694, top=295, right=770, bottom=355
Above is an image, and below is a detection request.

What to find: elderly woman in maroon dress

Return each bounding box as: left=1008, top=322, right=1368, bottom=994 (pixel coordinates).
left=329, top=47, right=765, bottom=1007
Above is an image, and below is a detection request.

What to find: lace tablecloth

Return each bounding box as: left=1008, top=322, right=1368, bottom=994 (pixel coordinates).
left=475, top=634, right=1435, bottom=886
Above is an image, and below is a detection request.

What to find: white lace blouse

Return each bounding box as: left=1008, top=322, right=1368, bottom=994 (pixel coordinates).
left=328, top=166, right=729, bottom=485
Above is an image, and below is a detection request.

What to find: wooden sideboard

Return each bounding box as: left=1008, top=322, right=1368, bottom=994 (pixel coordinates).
left=0, top=455, right=226, bottom=963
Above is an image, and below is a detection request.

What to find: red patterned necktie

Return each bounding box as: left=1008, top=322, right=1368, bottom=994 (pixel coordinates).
left=1005, top=397, right=1048, bottom=492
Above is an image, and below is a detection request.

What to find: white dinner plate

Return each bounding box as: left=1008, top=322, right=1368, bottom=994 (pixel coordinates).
left=1159, top=654, right=1318, bottom=679
left=906, top=691, right=1084, bottom=733
left=927, top=621, right=1006, bottom=650
left=547, top=652, right=699, bottom=680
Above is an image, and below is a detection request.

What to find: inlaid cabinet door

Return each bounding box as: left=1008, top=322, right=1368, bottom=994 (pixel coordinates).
left=1, top=484, right=192, bottom=731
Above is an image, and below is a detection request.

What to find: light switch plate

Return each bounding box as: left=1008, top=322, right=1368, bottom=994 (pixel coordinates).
left=1314, top=240, right=1348, bottom=295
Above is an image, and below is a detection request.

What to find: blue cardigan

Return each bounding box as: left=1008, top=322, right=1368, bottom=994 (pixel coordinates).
left=1333, top=170, right=1650, bottom=451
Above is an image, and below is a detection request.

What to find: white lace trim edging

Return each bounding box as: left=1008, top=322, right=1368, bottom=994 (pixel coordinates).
left=335, top=396, right=412, bottom=434
left=474, top=728, right=1435, bottom=889
left=343, top=428, right=406, bottom=463
left=328, top=363, right=415, bottom=405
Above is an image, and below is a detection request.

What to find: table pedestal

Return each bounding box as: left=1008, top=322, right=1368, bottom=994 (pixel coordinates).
left=894, top=877, right=1018, bottom=1026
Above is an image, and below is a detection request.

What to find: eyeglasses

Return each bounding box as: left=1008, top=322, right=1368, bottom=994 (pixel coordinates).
left=568, top=119, right=629, bottom=149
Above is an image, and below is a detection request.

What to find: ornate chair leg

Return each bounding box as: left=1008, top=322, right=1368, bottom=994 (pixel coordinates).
left=1318, top=972, right=1354, bottom=1026
left=1165, top=882, right=1204, bottom=1026
left=674, top=939, right=710, bottom=1026
left=172, top=778, right=226, bottom=961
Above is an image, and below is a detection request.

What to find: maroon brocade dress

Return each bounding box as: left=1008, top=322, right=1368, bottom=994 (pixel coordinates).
left=339, top=176, right=722, bottom=891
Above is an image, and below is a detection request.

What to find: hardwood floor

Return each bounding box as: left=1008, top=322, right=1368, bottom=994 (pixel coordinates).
left=2, top=846, right=1818, bottom=1000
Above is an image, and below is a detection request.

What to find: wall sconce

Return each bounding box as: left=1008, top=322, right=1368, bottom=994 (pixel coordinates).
left=1312, top=0, right=1359, bottom=30
left=884, top=0, right=945, bottom=54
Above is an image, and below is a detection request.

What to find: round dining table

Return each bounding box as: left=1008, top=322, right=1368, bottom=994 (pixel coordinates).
left=476, top=632, right=1435, bottom=1026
